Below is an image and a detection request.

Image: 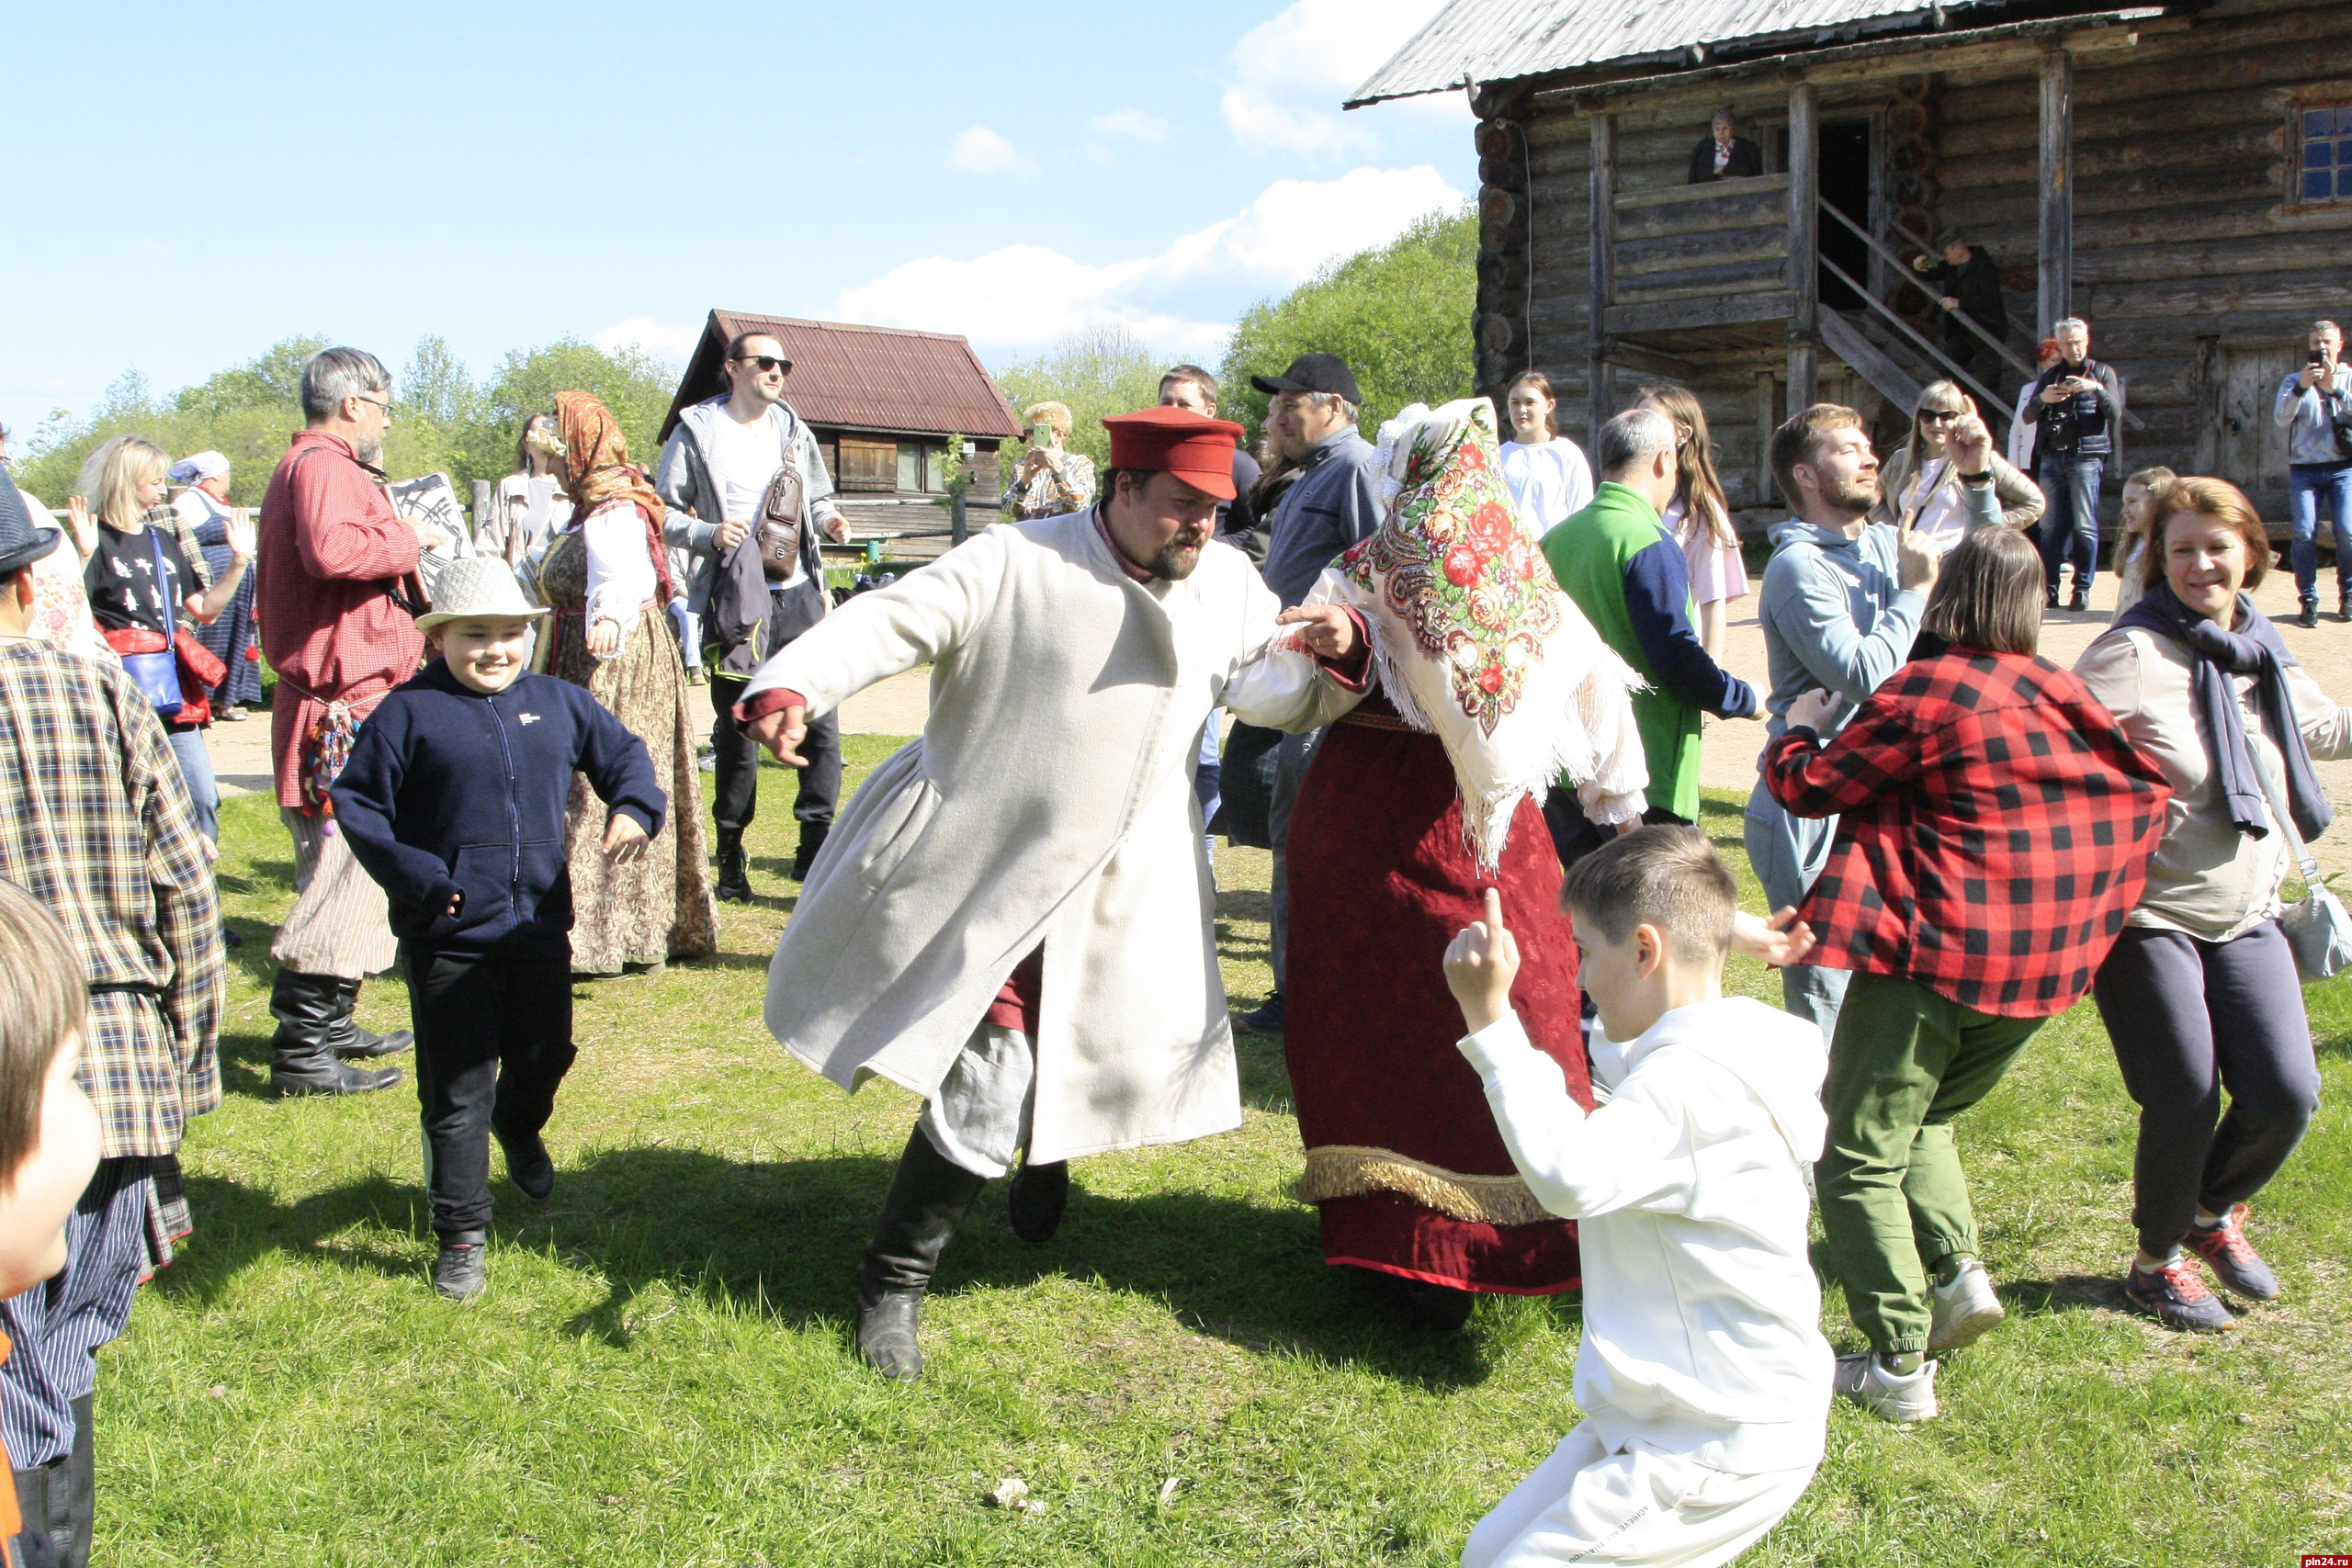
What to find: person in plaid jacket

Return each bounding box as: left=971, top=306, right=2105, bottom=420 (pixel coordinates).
left=1761, top=527, right=2171, bottom=1425
left=0, top=468, right=223, bottom=1560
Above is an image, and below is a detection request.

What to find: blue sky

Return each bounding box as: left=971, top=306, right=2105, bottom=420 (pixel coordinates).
left=0, top=0, right=1470, bottom=439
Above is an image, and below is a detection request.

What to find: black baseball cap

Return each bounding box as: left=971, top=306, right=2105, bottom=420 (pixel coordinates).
left=1250, top=353, right=1363, bottom=405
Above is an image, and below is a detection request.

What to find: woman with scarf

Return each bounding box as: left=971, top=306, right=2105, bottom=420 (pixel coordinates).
left=2075, top=476, right=2352, bottom=1331
left=1279, top=399, right=1806, bottom=1326
left=171, top=451, right=266, bottom=718
left=537, top=391, right=717, bottom=974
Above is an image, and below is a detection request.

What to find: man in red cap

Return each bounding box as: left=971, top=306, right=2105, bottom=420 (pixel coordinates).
left=731, top=406, right=1365, bottom=1381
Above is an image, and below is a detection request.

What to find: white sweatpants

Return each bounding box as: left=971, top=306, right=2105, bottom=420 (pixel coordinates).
left=1463, top=1423, right=1814, bottom=1568
left=916, top=1024, right=1036, bottom=1179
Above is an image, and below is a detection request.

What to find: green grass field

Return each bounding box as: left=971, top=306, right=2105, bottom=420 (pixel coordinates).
left=105, top=739, right=2352, bottom=1564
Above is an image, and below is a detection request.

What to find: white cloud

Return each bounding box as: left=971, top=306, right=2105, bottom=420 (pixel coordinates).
left=946, top=124, right=1022, bottom=175
left=1089, top=109, right=1172, bottom=144
left=831, top=164, right=1464, bottom=358
left=592, top=316, right=704, bottom=361
left=1221, top=0, right=1471, bottom=158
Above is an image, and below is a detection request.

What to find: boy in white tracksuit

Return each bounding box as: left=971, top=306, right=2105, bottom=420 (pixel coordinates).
left=1443, top=827, right=1831, bottom=1568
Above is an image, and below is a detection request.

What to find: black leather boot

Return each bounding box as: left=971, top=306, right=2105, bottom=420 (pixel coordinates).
left=792, top=820, right=831, bottom=881
left=326, top=977, right=413, bottom=1059
left=855, top=1127, right=985, bottom=1381
left=1007, top=1157, right=1069, bottom=1244
left=48, top=1391, right=92, bottom=1568
left=269, top=971, right=401, bottom=1099
left=715, top=826, right=752, bottom=903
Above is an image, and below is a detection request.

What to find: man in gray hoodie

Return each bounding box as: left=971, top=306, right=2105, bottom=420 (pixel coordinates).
left=655, top=333, right=849, bottom=897
left=1743, top=405, right=1937, bottom=1048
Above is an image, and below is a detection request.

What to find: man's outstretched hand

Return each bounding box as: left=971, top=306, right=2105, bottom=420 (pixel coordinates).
left=1443, top=887, right=1521, bottom=1036
left=1732, top=907, right=1815, bottom=969
left=747, top=704, right=811, bottom=767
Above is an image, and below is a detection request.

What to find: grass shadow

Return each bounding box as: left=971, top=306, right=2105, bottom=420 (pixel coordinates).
left=538, top=1144, right=1498, bottom=1390
left=2005, top=1271, right=2133, bottom=1318
left=156, top=1172, right=435, bottom=1303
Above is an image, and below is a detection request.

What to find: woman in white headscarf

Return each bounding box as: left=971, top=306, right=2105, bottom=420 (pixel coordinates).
left=1263, top=399, right=1645, bottom=1324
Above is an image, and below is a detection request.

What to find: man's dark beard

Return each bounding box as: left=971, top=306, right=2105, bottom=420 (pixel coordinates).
left=1150, top=534, right=1208, bottom=580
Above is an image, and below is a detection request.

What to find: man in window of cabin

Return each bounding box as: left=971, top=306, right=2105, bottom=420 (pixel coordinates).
left=655, top=332, right=850, bottom=899
left=1688, top=107, right=1763, bottom=184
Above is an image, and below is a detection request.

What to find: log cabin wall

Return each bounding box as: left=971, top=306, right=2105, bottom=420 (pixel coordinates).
left=1474, top=0, right=2352, bottom=530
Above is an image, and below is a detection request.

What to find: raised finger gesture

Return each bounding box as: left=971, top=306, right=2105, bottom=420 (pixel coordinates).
left=1442, top=886, right=1521, bottom=1033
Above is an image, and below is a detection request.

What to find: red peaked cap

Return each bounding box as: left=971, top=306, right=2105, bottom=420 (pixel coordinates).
left=1101, top=407, right=1245, bottom=501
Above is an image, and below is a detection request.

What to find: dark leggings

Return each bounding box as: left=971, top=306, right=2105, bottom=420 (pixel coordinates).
left=2091, top=921, right=2321, bottom=1256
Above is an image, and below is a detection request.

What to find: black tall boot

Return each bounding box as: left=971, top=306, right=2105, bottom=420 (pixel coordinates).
left=791, top=820, right=831, bottom=882
left=855, top=1127, right=985, bottom=1381
left=13, top=1450, right=51, bottom=1568
left=1007, top=1157, right=1069, bottom=1244
left=269, top=971, right=401, bottom=1099
left=42, top=1392, right=91, bottom=1568
left=325, top=977, right=413, bottom=1059
left=714, top=826, right=752, bottom=903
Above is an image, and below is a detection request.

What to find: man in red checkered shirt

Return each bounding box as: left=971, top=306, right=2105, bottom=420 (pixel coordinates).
left=1760, top=528, right=2169, bottom=1426
left=255, top=347, right=439, bottom=1100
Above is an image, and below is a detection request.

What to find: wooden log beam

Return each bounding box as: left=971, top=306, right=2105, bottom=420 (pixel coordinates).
left=1607, top=289, right=1801, bottom=337
left=1786, top=82, right=1820, bottom=415
left=2038, top=46, right=2073, bottom=338
left=1756, top=371, right=1781, bottom=499
left=1589, top=111, right=1617, bottom=452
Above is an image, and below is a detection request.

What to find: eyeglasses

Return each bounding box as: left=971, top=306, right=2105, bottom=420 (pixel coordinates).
left=354, top=395, right=393, bottom=422
left=1918, top=410, right=1962, bottom=424
left=730, top=355, right=787, bottom=373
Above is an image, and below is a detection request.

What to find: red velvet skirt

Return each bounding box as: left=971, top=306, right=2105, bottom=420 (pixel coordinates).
left=1285, top=699, right=1591, bottom=1294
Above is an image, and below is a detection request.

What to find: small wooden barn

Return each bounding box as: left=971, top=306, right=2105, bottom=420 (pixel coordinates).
left=1354, top=0, right=2352, bottom=524
left=661, top=311, right=1024, bottom=536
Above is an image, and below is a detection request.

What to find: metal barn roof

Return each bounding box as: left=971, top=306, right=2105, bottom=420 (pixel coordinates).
left=661, top=312, right=1023, bottom=443
left=1349, top=0, right=2037, bottom=105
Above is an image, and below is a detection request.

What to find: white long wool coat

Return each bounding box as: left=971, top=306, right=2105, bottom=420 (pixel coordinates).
left=741, top=510, right=1361, bottom=1161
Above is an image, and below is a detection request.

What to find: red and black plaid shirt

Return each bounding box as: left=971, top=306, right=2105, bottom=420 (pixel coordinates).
left=1763, top=649, right=2172, bottom=1018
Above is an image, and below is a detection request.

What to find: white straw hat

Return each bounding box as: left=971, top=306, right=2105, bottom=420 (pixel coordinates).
left=415, top=558, right=550, bottom=630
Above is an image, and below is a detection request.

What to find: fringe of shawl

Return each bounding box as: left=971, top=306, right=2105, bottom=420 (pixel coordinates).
left=1297, top=1145, right=1560, bottom=1228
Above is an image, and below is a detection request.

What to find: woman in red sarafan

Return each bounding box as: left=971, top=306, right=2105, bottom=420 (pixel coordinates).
left=1274, top=398, right=1649, bottom=1325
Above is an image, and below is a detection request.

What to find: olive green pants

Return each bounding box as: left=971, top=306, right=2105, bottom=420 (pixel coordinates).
left=1817, top=972, right=2045, bottom=1354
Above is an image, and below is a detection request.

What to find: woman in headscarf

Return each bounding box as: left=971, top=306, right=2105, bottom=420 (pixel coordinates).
left=536, top=391, right=718, bottom=974
left=170, top=451, right=265, bottom=717
left=1275, top=398, right=1810, bottom=1326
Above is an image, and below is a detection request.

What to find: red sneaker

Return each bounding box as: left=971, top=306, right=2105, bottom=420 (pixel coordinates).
left=2183, top=1204, right=2281, bottom=1302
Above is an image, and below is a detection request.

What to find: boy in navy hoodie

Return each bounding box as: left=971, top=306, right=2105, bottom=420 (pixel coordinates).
left=332, top=559, right=663, bottom=1300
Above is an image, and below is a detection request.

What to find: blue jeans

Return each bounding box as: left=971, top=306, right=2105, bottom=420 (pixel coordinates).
left=166, top=726, right=218, bottom=845
left=2038, top=453, right=2105, bottom=595
left=1745, top=782, right=1851, bottom=1049
left=2289, top=462, right=2352, bottom=604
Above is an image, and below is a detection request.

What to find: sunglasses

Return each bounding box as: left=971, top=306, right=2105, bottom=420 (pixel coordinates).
left=1918, top=410, right=1962, bottom=423
left=730, top=355, right=788, bottom=373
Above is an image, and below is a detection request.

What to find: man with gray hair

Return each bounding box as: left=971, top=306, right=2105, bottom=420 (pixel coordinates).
left=2019, top=316, right=2120, bottom=611
left=254, top=346, right=442, bottom=1098
left=1541, top=406, right=1757, bottom=867
left=1238, top=352, right=1385, bottom=1036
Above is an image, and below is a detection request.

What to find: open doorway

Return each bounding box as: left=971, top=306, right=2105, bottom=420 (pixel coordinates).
left=1819, top=120, right=1871, bottom=309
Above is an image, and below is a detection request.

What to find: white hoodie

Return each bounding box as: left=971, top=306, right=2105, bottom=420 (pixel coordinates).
left=1457, top=995, right=1833, bottom=1473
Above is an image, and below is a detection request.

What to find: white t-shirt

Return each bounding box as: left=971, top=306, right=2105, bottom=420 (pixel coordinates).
left=707, top=408, right=784, bottom=523
left=1499, top=438, right=1596, bottom=532
left=1900, top=457, right=1971, bottom=551
left=703, top=407, right=807, bottom=589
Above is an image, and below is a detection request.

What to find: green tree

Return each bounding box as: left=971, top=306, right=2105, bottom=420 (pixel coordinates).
left=1218, top=204, right=1476, bottom=443
left=994, top=322, right=1168, bottom=474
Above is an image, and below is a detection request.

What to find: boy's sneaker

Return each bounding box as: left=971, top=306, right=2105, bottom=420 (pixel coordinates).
left=1928, top=1258, right=2006, bottom=1353
left=497, top=1128, right=557, bottom=1204
left=1833, top=1352, right=1938, bottom=1423
left=2183, top=1204, right=2280, bottom=1301
left=434, top=1240, right=486, bottom=1302
left=2121, top=1256, right=2233, bottom=1332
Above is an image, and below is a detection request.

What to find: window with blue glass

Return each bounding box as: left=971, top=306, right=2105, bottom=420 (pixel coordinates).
left=2302, top=105, right=2352, bottom=204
